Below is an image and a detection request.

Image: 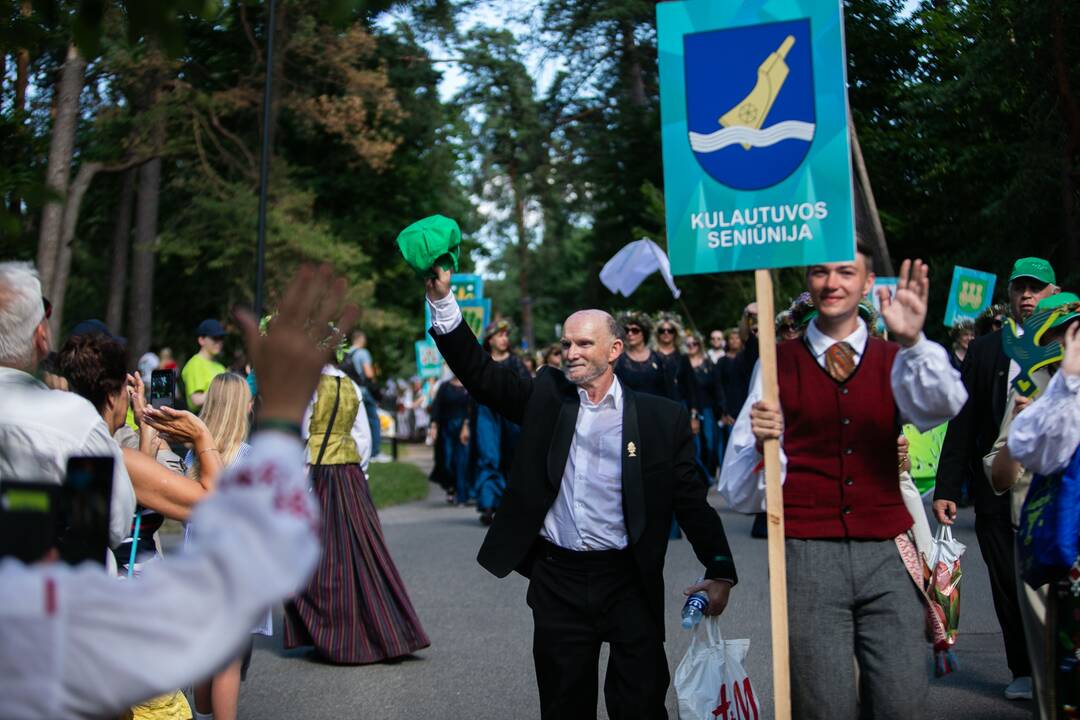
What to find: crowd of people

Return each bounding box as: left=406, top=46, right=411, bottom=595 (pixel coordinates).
left=0, top=261, right=428, bottom=720
left=0, top=240, right=1077, bottom=719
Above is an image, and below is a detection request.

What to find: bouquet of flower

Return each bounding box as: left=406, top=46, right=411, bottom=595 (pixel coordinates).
left=927, top=525, right=966, bottom=676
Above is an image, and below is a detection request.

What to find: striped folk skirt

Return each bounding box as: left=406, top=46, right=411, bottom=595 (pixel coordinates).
left=283, top=463, right=430, bottom=664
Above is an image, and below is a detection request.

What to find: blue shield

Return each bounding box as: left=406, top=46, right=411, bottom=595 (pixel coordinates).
left=684, top=19, right=815, bottom=190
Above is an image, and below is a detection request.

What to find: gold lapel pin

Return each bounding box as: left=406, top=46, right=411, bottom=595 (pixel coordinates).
left=627, top=441, right=637, bottom=458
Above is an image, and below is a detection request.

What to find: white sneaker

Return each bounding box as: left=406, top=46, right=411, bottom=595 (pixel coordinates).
left=1004, top=676, right=1033, bottom=700
left=371, top=453, right=393, bottom=464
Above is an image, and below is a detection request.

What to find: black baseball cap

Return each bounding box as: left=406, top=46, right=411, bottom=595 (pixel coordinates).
left=69, top=319, right=126, bottom=345
left=195, top=319, right=226, bottom=338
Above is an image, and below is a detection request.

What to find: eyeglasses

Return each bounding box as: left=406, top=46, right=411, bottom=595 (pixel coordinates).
left=625, top=326, right=643, bottom=335
left=686, top=340, right=700, bottom=348
left=657, top=327, right=675, bottom=335
left=42, top=297, right=52, bottom=320
left=780, top=324, right=797, bottom=332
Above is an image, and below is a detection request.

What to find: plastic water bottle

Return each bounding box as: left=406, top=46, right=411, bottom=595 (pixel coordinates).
left=681, top=579, right=709, bottom=629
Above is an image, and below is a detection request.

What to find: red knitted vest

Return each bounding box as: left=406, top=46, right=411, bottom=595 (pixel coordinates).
left=777, top=336, right=912, bottom=539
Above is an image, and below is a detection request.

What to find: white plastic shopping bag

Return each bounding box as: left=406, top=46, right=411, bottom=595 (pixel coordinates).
left=674, top=617, right=759, bottom=720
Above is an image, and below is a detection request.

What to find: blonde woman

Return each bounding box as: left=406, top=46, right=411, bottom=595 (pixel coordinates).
left=183, top=373, right=262, bottom=720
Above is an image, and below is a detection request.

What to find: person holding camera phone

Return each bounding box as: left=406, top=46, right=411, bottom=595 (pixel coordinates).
left=0, top=263, right=355, bottom=719
left=0, top=262, right=136, bottom=551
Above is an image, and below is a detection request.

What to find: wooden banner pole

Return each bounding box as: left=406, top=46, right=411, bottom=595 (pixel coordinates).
left=754, top=268, right=791, bottom=720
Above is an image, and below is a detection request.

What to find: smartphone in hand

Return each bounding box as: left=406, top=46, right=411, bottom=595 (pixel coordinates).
left=59, top=456, right=114, bottom=566
left=0, top=457, right=113, bottom=566
left=0, top=482, right=60, bottom=564
left=150, top=369, right=176, bottom=409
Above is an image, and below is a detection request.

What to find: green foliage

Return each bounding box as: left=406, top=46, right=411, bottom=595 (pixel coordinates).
left=4, top=0, right=1079, bottom=381
left=366, top=458, right=429, bottom=508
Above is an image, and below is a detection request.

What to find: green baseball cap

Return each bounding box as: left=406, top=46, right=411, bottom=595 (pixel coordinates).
left=396, top=215, right=461, bottom=277
left=1009, top=257, right=1056, bottom=285
left=1035, top=292, right=1080, bottom=333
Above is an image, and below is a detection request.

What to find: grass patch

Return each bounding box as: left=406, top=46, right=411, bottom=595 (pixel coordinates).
left=367, top=461, right=429, bottom=509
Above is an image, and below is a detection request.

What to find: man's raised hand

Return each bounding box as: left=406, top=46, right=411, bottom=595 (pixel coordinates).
left=426, top=265, right=452, bottom=303
left=235, top=264, right=359, bottom=425
left=879, top=259, right=930, bottom=348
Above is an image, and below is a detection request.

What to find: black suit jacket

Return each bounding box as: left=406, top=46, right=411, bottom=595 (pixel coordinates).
left=935, top=329, right=1011, bottom=517
left=431, top=321, right=738, bottom=634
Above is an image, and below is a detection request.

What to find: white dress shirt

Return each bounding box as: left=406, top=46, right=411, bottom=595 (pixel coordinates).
left=429, top=290, right=630, bottom=550
left=541, top=378, right=628, bottom=551
left=1007, top=370, right=1080, bottom=476
left=717, top=319, right=968, bottom=513
left=0, top=367, right=137, bottom=548
left=428, top=290, right=464, bottom=334
left=0, top=431, right=319, bottom=720
left=301, top=366, right=373, bottom=472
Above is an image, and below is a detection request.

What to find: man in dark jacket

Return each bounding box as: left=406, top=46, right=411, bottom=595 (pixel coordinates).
left=933, top=256, right=1059, bottom=700
left=425, top=267, right=737, bottom=719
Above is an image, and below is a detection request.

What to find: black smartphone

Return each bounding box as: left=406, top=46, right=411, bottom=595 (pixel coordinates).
left=0, top=481, right=60, bottom=564
left=59, top=456, right=114, bottom=566
left=150, top=368, right=176, bottom=409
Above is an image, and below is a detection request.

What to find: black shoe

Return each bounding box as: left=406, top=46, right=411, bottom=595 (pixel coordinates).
left=480, top=509, right=495, bottom=526
left=751, top=512, right=768, bottom=538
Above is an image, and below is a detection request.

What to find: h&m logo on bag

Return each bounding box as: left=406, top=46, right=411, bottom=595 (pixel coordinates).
left=712, top=677, right=759, bottom=720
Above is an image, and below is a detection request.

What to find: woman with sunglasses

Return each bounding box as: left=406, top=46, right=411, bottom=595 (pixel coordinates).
left=652, top=313, right=705, bottom=437
left=613, top=311, right=677, bottom=401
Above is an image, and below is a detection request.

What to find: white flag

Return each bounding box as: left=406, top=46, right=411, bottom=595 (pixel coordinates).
left=599, top=238, right=681, bottom=299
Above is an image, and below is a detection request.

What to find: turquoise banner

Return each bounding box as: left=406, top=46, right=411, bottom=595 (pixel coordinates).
left=415, top=340, right=443, bottom=379
left=656, top=0, right=854, bottom=275
left=943, top=265, right=996, bottom=327
left=450, top=274, right=484, bottom=301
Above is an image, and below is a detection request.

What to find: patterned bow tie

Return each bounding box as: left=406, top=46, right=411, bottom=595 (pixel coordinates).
left=825, top=341, right=856, bottom=383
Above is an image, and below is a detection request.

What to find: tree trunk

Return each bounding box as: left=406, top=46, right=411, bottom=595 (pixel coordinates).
left=48, top=160, right=103, bottom=335
left=36, top=43, right=86, bottom=297
left=105, top=169, right=136, bottom=333
left=128, top=156, right=162, bottom=363
left=618, top=19, right=648, bottom=109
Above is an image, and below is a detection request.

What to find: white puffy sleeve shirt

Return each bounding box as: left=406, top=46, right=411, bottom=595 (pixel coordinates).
left=0, top=431, right=320, bottom=720
left=1007, top=370, right=1080, bottom=475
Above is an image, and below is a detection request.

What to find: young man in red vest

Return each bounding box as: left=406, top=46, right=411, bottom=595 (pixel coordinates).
left=718, top=245, right=968, bottom=719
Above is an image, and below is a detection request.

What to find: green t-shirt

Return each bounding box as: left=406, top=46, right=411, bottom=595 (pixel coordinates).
left=181, top=354, right=226, bottom=409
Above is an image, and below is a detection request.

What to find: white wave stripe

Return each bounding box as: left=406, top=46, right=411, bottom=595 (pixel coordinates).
left=688, top=120, right=816, bottom=153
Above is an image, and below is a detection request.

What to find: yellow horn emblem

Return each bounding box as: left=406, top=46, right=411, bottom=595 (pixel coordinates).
left=719, top=35, right=796, bottom=149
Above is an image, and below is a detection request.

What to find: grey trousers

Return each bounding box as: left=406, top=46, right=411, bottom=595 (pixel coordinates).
left=787, top=538, right=927, bottom=720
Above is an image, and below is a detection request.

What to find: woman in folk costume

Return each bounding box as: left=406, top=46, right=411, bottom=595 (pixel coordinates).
left=284, top=337, right=429, bottom=664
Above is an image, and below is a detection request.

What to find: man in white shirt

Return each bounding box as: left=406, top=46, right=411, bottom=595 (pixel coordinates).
left=426, top=266, right=737, bottom=719
left=718, top=248, right=967, bottom=720
left=0, top=262, right=135, bottom=548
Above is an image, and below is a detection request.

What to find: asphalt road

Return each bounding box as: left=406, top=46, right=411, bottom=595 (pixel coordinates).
left=235, top=450, right=1033, bottom=719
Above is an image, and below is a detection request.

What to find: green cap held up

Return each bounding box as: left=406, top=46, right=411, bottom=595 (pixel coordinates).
left=396, top=215, right=461, bottom=277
